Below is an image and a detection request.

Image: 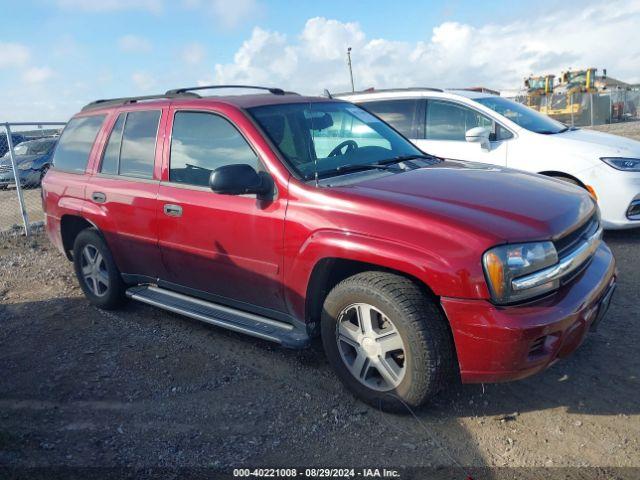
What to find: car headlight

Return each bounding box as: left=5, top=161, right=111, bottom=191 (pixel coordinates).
left=483, top=242, right=558, bottom=304
left=601, top=157, right=640, bottom=172
left=18, top=162, right=33, bottom=171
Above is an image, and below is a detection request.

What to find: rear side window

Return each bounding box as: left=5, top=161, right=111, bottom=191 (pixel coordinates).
left=99, top=111, right=160, bottom=178
left=119, top=111, right=161, bottom=178
left=100, top=113, right=125, bottom=175
left=52, top=115, right=105, bottom=173
left=169, top=111, right=258, bottom=187
left=359, top=100, right=419, bottom=138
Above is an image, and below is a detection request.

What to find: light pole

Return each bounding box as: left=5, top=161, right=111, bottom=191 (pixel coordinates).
left=347, top=47, right=355, bottom=92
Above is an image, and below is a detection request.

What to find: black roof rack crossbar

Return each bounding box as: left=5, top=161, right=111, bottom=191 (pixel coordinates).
left=81, top=92, right=200, bottom=111
left=165, top=84, right=288, bottom=96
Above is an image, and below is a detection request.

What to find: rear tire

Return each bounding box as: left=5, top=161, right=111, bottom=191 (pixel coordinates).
left=72, top=228, right=126, bottom=310
left=321, top=271, right=454, bottom=412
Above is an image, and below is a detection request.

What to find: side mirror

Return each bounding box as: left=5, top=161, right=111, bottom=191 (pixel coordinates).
left=209, top=164, right=272, bottom=196
left=465, top=127, right=491, bottom=151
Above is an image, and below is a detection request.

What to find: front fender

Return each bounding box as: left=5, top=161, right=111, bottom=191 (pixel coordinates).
left=284, top=229, right=489, bottom=321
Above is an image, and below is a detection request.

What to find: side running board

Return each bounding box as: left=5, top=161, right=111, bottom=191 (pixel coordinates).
left=126, top=285, right=310, bottom=348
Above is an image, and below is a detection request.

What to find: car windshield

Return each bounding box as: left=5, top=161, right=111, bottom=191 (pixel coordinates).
left=475, top=96, right=568, bottom=134
left=248, top=101, right=427, bottom=179
left=10, top=140, right=56, bottom=157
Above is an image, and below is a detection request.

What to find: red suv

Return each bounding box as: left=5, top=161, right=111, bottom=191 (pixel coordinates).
left=43, top=85, right=616, bottom=410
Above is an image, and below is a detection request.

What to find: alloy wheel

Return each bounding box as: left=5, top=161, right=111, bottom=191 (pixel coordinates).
left=80, top=244, right=109, bottom=297
left=335, top=303, right=407, bottom=391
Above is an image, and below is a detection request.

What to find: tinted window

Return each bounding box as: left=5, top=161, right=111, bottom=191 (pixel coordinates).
left=118, top=111, right=160, bottom=179
left=170, top=111, right=258, bottom=187
left=359, top=100, right=418, bottom=138
left=52, top=115, right=105, bottom=173
left=100, top=113, right=125, bottom=175
left=426, top=101, right=493, bottom=141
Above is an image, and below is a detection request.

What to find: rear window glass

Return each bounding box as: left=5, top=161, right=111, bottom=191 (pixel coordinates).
left=118, top=110, right=161, bottom=179
left=52, top=115, right=105, bottom=173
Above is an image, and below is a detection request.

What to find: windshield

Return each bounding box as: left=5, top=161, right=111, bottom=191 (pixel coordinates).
left=476, top=96, right=567, bottom=134
left=248, top=101, right=425, bottom=179
left=8, top=140, right=56, bottom=157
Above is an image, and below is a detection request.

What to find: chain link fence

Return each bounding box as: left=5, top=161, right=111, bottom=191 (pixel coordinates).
left=1, top=122, right=66, bottom=236
left=508, top=90, right=640, bottom=127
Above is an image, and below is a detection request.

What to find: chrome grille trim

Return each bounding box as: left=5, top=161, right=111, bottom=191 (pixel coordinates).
left=512, top=227, right=603, bottom=292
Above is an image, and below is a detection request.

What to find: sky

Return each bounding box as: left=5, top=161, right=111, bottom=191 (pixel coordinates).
left=1, top=0, right=639, bottom=121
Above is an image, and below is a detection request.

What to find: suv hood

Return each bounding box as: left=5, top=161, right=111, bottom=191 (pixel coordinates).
left=346, top=161, right=595, bottom=243
left=545, top=128, right=640, bottom=157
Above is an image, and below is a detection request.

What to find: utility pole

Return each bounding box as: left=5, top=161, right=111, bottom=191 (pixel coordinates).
left=347, top=47, right=355, bottom=92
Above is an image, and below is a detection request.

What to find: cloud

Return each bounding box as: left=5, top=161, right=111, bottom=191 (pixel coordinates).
left=0, top=43, right=31, bottom=69
left=118, top=35, right=153, bottom=53
left=56, top=0, right=163, bottom=13
left=181, top=43, right=206, bottom=65
left=184, top=0, right=262, bottom=29
left=214, top=1, right=640, bottom=94
left=23, top=66, right=54, bottom=84
left=131, top=71, right=156, bottom=91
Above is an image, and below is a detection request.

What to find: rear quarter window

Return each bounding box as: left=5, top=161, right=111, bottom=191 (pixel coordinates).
left=52, top=115, right=105, bottom=173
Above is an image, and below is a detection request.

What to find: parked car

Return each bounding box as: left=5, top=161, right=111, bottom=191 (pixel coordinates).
left=0, top=132, right=26, bottom=158
left=0, top=137, right=58, bottom=189
left=336, top=88, right=640, bottom=229
left=43, top=85, right=616, bottom=411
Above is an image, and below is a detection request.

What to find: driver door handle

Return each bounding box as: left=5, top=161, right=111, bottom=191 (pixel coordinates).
left=163, top=204, right=182, bottom=217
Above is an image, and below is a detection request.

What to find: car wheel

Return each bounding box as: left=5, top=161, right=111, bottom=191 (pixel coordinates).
left=72, top=228, right=126, bottom=310
left=321, top=271, right=454, bottom=412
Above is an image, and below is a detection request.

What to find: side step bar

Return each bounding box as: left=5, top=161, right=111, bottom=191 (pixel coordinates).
left=126, top=285, right=310, bottom=348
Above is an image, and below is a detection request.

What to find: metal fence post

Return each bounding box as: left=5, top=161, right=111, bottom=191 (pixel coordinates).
left=5, top=124, right=31, bottom=236
left=590, top=93, right=595, bottom=126
left=570, top=94, right=574, bottom=127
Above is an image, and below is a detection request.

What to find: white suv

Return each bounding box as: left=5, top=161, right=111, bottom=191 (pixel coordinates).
left=337, top=88, right=640, bottom=229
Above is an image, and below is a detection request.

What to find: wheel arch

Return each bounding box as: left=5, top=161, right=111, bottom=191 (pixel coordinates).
left=538, top=170, right=586, bottom=188
left=60, top=214, right=101, bottom=260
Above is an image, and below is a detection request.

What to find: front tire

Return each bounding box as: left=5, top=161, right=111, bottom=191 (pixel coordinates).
left=321, top=271, right=454, bottom=412
left=72, top=228, right=126, bottom=310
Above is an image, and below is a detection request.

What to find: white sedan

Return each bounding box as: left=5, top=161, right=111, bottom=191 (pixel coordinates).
left=337, top=88, right=640, bottom=229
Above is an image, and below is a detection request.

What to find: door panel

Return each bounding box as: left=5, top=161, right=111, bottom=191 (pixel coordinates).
left=416, top=99, right=508, bottom=166
left=83, top=108, right=166, bottom=279
left=156, top=108, right=287, bottom=312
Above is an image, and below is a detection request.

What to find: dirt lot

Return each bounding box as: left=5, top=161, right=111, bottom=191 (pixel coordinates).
left=589, top=120, right=640, bottom=141
left=1, top=227, right=639, bottom=479
left=0, top=187, right=44, bottom=232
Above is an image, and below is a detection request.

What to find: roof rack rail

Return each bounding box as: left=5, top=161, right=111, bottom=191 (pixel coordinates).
left=81, top=92, right=200, bottom=112
left=165, top=84, right=291, bottom=96
left=333, top=87, right=444, bottom=96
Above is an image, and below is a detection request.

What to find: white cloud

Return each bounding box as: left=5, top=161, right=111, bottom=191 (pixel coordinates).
left=181, top=43, right=206, bottom=65
left=57, top=0, right=163, bottom=13
left=118, top=35, right=153, bottom=53
left=0, top=43, right=31, bottom=69
left=132, top=71, right=156, bottom=91
left=23, top=66, right=54, bottom=84
left=214, top=1, right=640, bottom=94
left=184, top=0, right=261, bottom=28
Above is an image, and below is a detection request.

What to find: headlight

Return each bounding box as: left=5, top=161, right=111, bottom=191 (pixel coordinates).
left=18, top=162, right=33, bottom=171
left=483, top=242, right=558, bottom=304
left=601, top=157, right=640, bottom=172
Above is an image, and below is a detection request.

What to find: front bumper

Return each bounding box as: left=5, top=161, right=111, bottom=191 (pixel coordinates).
left=441, top=242, right=616, bottom=383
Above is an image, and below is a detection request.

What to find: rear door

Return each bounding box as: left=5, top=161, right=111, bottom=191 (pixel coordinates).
left=415, top=99, right=509, bottom=166
left=156, top=107, right=287, bottom=313
left=83, top=108, right=166, bottom=279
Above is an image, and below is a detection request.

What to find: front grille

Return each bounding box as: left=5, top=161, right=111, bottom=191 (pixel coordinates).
left=554, top=213, right=599, bottom=258
left=0, top=165, right=12, bottom=174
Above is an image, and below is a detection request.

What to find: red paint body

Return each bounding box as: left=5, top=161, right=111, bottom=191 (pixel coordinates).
left=43, top=95, right=617, bottom=383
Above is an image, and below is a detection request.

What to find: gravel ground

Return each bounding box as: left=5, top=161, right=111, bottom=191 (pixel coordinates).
left=1, top=227, right=639, bottom=479
left=588, top=120, right=640, bottom=141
